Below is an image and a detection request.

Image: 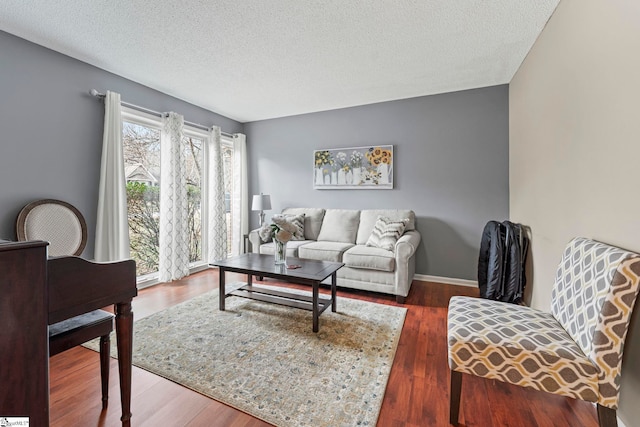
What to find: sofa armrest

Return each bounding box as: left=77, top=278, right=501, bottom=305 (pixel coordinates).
left=248, top=228, right=268, bottom=253
left=394, top=230, right=421, bottom=301
left=395, top=230, right=421, bottom=261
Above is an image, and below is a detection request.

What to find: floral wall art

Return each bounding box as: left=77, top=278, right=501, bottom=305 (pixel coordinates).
left=313, top=145, right=393, bottom=189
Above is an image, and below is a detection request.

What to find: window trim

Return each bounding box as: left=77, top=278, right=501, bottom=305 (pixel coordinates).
left=183, top=129, right=208, bottom=270
left=122, top=107, right=161, bottom=130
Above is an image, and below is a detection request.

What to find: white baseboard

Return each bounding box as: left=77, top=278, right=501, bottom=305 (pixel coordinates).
left=414, top=274, right=478, bottom=288
left=137, top=264, right=211, bottom=290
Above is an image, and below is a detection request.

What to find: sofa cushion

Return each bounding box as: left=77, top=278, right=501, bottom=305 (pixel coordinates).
left=343, top=245, right=395, bottom=272
left=366, top=216, right=409, bottom=252
left=260, top=240, right=314, bottom=257
left=316, top=209, right=360, bottom=243
left=282, top=208, right=325, bottom=240
left=356, top=209, right=415, bottom=245
left=298, top=241, right=354, bottom=263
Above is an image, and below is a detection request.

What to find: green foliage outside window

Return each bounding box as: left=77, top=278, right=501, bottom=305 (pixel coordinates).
left=126, top=182, right=159, bottom=276
left=126, top=181, right=202, bottom=276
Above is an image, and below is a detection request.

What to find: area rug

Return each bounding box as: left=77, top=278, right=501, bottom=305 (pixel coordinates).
left=86, top=285, right=406, bottom=427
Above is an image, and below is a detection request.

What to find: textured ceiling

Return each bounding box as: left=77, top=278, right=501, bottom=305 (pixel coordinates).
left=0, top=1, right=559, bottom=122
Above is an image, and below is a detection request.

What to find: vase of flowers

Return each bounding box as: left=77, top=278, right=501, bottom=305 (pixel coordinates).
left=335, top=152, right=350, bottom=185
left=365, top=147, right=392, bottom=185
left=258, top=214, right=301, bottom=264
left=350, top=150, right=364, bottom=185
left=314, top=150, right=332, bottom=186
left=274, top=240, right=287, bottom=264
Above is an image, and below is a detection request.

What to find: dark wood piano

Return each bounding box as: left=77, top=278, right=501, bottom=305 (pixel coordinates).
left=0, top=240, right=137, bottom=426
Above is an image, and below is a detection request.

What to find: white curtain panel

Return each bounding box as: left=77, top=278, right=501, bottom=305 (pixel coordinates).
left=207, top=126, right=228, bottom=261
left=159, top=112, right=190, bottom=281
left=95, top=91, right=130, bottom=262
left=231, top=133, right=248, bottom=256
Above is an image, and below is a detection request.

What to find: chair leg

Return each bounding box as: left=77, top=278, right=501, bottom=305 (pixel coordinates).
left=450, top=370, right=462, bottom=425
left=100, top=334, right=111, bottom=409
left=597, top=404, right=617, bottom=427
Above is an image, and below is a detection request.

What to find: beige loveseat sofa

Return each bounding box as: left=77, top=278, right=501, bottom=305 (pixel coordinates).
left=248, top=208, right=421, bottom=303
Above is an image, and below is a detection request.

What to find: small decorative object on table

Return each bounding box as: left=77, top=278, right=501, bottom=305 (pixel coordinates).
left=258, top=215, right=302, bottom=264
left=274, top=240, right=287, bottom=264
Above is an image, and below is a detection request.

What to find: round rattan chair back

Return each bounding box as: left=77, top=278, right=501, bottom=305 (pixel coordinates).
left=16, top=199, right=87, bottom=257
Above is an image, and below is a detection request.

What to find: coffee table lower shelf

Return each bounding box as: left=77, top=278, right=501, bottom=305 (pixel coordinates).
left=229, top=284, right=333, bottom=315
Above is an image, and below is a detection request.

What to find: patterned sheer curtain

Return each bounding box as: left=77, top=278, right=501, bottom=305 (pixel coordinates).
left=231, top=133, right=248, bottom=256
left=95, top=91, right=130, bottom=262
left=207, top=126, right=228, bottom=261
left=159, top=112, right=190, bottom=281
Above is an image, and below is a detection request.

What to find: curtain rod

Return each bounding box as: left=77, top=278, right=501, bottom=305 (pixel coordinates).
left=90, top=89, right=234, bottom=138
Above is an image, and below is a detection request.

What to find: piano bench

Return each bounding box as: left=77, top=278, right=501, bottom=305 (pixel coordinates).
left=49, top=309, right=114, bottom=409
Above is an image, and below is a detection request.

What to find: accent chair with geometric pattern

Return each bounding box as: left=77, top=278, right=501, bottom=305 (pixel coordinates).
left=448, top=237, right=640, bottom=427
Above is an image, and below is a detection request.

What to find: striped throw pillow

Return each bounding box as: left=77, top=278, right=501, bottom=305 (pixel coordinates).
left=284, top=213, right=305, bottom=240
left=366, top=216, right=408, bottom=251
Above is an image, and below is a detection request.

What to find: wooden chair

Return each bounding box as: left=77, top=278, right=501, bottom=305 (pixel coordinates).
left=448, top=237, right=640, bottom=427
left=17, top=199, right=114, bottom=409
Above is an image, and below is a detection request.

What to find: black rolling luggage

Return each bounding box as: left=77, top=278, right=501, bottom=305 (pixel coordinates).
left=477, top=220, right=529, bottom=304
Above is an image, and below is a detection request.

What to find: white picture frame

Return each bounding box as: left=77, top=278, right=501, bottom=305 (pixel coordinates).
left=313, top=145, right=393, bottom=189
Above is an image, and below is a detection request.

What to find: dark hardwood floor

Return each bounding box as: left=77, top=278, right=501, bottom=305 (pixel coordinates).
left=49, top=269, right=599, bottom=426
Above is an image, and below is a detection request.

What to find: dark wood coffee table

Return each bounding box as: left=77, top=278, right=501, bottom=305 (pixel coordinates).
left=210, top=253, right=344, bottom=332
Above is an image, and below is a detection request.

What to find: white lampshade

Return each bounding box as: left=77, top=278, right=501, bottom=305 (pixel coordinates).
left=251, top=194, right=272, bottom=211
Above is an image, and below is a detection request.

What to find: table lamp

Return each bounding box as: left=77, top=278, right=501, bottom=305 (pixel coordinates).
left=251, top=193, right=271, bottom=226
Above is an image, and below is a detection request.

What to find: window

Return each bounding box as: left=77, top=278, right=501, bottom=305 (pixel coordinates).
left=122, top=108, right=234, bottom=281
left=182, top=131, right=204, bottom=265
left=122, top=115, right=160, bottom=277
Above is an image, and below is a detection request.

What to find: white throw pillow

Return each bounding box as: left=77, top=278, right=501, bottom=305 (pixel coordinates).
left=366, top=216, right=408, bottom=251
left=283, top=213, right=305, bottom=240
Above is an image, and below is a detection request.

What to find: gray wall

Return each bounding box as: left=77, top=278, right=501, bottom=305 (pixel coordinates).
left=0, top=29, right=509, bottom=279
left=0, top=31, right=243, bottom=257
left=245, top=85, right=509, bottom=280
